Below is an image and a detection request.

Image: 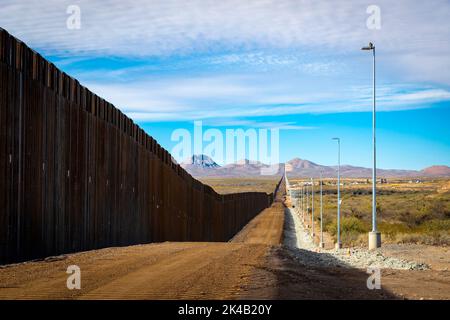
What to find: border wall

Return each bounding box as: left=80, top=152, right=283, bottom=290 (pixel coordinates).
left=0, top=28, right=281, bottom=264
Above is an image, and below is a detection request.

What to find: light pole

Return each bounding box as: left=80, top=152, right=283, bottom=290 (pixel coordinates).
left=306, top=185, right=311, bottom=228
left=311, top=177, right=315, bottom=237
left=362, top=42, right=381, bottom=250
left=306, top=183, right=309, bottom=228
left=303, top=184, right=306, bottom=223
left=319, top=170, right=325, bottom=248
left=332, top=137, right=342, bottom=249
left=301, top=185, right=304, bottom=222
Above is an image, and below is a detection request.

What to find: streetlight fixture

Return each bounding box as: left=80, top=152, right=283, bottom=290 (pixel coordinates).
left=362, top=42, right=381, bottom=250
left=319, top=170, right=325, bottom=248
left=332, top=137, right=342, bottom=249
left=311, top=177, right=315, bottom=237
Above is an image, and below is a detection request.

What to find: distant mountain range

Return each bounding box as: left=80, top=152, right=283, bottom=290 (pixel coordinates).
left=181, top=155, right=277, bottom=177
left=181, top=155, right=450, bottom=178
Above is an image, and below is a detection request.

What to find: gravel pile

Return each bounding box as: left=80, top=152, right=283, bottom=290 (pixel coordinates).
left=323, top=247, right=428, bottom=270
left=284, top=206, right=429, bottom=270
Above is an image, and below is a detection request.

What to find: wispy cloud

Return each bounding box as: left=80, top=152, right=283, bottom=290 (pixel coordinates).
left=84, top=74, right=450, bottom=122
left=203, top=119, right=317, bottom=130
left=2, top=0, right=450, bottom=123
left=2, top=0, right=450, bottom=84
left=1, top=1, right=448, bottom=170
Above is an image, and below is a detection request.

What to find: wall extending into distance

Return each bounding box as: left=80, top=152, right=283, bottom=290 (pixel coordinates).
left=0, top=28, right=281, bottom=264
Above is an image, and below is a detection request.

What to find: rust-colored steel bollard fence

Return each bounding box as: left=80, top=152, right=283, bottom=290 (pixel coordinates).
left=0, top=28, right=281, bottom=264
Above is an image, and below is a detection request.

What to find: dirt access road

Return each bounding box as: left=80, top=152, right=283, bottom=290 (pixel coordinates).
left=0, top=183, right=449, bottom=299
left=0, top=186, right=284, bottom=300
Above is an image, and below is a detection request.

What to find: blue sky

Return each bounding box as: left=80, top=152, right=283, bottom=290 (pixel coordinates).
left=1, top=0, right=449, bottom=169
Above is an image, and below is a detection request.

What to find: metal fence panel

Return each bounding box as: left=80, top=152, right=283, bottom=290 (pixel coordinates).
left=0, top=29, right=280, bottom=264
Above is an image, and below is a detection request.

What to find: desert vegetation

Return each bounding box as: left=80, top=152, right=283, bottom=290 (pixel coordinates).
left=290, top=178, right=450, bottom=246
left=200, top=177, right=280, bottom=194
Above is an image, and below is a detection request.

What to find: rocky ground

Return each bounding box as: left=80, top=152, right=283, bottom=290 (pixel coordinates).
left=285, top=206, right=429, bottom=270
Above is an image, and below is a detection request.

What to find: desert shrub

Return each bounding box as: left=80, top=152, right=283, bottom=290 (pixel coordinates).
left=395, top=232, right=450, bottom=246
left=378, top=222, right=411, bottom=240
left=418, top=219, right=450, bottom=232
left=326, top=216, right=369, bottom=237
left=428, top=200, right=450, bottom=219
left=398, top=210, right=432, bottom=227
left=341, top=232, right=367, bottom=246
left=349, top=207, right=364, bottom=219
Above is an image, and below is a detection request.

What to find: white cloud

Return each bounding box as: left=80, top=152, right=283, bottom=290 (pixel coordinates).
left=390, top=89, right=450, bottom=102
left=2, top=0, right=449, bottom=122
left=83, top=74, right=450, bottom=122
left=203, top=119, right=317, bottom=130
left=1, top=0, right=450, bottom=84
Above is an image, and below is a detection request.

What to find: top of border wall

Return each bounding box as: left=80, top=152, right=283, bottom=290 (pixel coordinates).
left=0, top=27, right=278, bottom=200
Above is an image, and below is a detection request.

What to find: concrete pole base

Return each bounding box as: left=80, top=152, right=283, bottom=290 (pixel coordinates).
left=319, top=242, right=325, bottom=248
left=368, top=231, right=381, bottom=250
left=335, top=242, right=342, bottom=249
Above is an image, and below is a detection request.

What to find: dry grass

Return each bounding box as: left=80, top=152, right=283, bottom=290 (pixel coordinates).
left=290, top=178, right=450, bottom=246
left=199, top=177, right=280, bottom=195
